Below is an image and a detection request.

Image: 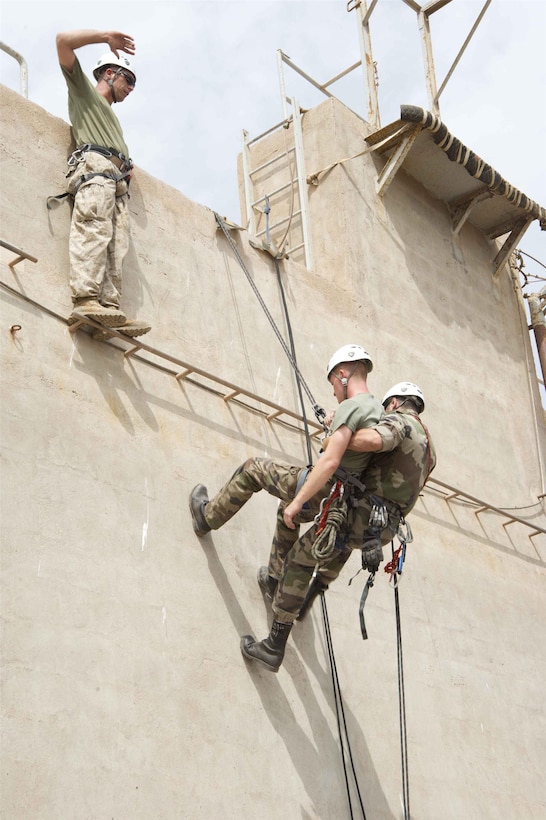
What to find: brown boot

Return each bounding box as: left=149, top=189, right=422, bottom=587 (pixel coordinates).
left=69, top=298, right=127, bottom=328
left=92, top=319, right=152, bottom=341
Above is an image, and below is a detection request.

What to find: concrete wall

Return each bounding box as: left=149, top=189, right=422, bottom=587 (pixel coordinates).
left=1, top=83, right=545, bottom=819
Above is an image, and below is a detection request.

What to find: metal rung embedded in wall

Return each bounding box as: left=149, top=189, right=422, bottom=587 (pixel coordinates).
left=0, top=239, right=38, bottom=269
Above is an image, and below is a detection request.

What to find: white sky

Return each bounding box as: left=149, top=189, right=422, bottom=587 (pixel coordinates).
left=1, top=1, right=545, bottom=309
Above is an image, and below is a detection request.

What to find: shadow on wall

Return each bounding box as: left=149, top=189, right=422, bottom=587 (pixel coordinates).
left=69, top=326, right=309, bottom=469
left=385, top=177, right=516, bottom=359
left=200, top=535, right=396, bottom=818
left=342, top=153, right=519, bottom=363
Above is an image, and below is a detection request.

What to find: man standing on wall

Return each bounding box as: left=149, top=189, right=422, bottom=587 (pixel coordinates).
left=56, top=29, right=150, bottom=338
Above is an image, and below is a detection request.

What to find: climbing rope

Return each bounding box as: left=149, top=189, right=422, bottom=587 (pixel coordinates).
left=273, top=256, right=314, bottom=464
left=385, top=539, right=411, bottom=819
left=393, top=569, right=410, bottom=820
left=216, top=208, right=368, bottom=814
left=215, top=212, right=327, bottom=432
left=321, top=593, right=367, bottom=820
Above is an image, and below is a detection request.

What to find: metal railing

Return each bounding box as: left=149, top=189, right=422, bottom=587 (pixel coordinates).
left=0, top=42, right=28, bottom=98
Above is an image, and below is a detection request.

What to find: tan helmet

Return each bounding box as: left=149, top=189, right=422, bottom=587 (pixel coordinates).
left=327, top=344, right=373, bottom=378
left=382, top=382, right=425, bottom=411
left=93, top=52, right=136, bottom=82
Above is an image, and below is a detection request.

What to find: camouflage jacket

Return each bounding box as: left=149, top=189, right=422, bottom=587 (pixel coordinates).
left=362, top=409, right=436, bottom=515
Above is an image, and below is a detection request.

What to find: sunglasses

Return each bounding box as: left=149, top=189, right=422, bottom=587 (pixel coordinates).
left=118, top=70, right=136, bottom=88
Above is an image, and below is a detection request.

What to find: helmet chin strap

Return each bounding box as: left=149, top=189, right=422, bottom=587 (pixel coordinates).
left=107, top=71, right=119, bottom=104
left=333, top=363, right=358, bottom=400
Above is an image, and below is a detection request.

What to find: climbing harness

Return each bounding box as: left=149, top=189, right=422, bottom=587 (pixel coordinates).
left=68, top=144, right=133, bottom=172
left=46, top=144, right=133, bottom=210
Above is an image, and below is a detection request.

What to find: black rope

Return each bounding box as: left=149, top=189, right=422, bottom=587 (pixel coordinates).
left=273, top=256, right=313, bottom=465
left=214, top=212, right=326, bottom=429
left=321, top=593, right=367, bottom=819
left=394, top=579, right=410, bottom=819
left=216, top=210, right=368, bottom=813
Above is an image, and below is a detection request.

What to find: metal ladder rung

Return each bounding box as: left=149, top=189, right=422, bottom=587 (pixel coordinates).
left=255, top=211, right=302, bottom=238
left=0, top=238, right=38, bottom=268
left=251, top=181, right=294, bottom=208
left=285, top=241, right=305, bottom=254
left=249, top=148, right=295, bottom=177
left=175, top=368, right=193, bottom=381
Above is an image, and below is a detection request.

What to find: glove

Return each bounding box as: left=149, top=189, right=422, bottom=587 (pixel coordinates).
left=361, top=530, right=384, bottom=573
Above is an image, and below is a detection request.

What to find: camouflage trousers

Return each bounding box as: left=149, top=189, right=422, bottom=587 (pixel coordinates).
left=204, top=457, right=401, bottom=624
left=204, top=457, right=331, bottom=578
left=67, top=151, right=130, bottom=307
left=272, top=495, right=400, bottom=624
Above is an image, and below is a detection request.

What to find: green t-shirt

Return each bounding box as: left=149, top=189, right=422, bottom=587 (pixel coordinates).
left=329, top=393, right=384, bottom=474
left=61, top=58, right=130, bottom=158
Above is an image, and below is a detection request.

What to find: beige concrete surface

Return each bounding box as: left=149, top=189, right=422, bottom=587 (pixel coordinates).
left=1, top=84, right=545, bottom=819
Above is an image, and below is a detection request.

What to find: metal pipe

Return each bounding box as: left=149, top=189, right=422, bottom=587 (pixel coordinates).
left=276, top=50, right=290, bottom=122
left=527, top=287, right=546, bottom=388
left=291, top=98, right=313, bottom=270
left=355, top=0, right=381, bottom=128
left=434, top=0, right=492, bottom=104
left=0, top=41, right=28, bottom=98
left=241, top=131, right=256, bottom=235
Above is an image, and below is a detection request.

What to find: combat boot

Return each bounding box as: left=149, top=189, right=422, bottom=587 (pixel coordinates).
left=69, top=298, right=127, bottom=328
left=189, top=484, right=211, bottom=536
left=257, top=566, right=278, bottom=601
left=93, top=319, right=152, bottom=341
left=240, top=620, right=293, bottom=673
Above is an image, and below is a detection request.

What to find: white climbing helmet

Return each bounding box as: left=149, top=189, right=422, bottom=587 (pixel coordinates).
left=382, top=382, right=425, bottom=411
left=93, top=52, right=136, bottom=82
left=327, top=344, right=373, bottom=378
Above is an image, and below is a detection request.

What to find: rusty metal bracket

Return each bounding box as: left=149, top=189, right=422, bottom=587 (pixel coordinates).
left=0, top=239, right=38, bottom=270
left=375, top=125, right=420, bottom=196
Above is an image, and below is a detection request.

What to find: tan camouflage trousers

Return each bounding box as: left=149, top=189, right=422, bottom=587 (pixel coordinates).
left=67, top=152, right=130, bottom=307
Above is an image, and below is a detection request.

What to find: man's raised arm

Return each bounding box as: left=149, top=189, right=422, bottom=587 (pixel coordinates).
left=56, top=30, right=135, bottom=71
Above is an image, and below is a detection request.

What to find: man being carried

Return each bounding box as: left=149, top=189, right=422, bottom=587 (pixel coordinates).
left=271, top=380, right=437, bottom=626
left=56, top=29, right=150, bottom=338
left=189, top=344, right=385, bottom=666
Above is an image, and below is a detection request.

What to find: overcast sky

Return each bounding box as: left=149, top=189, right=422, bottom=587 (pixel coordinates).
left=1, top=1, right=545, bottom=298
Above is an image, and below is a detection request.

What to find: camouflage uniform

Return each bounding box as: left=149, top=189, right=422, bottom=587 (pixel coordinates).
left=203, top=394, right=383, bottom=578
left=272, top=408, right=436, bottom=623
left=61, top=58, right=131, bottom=308
left=204, top=458, right=331, bottom=576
